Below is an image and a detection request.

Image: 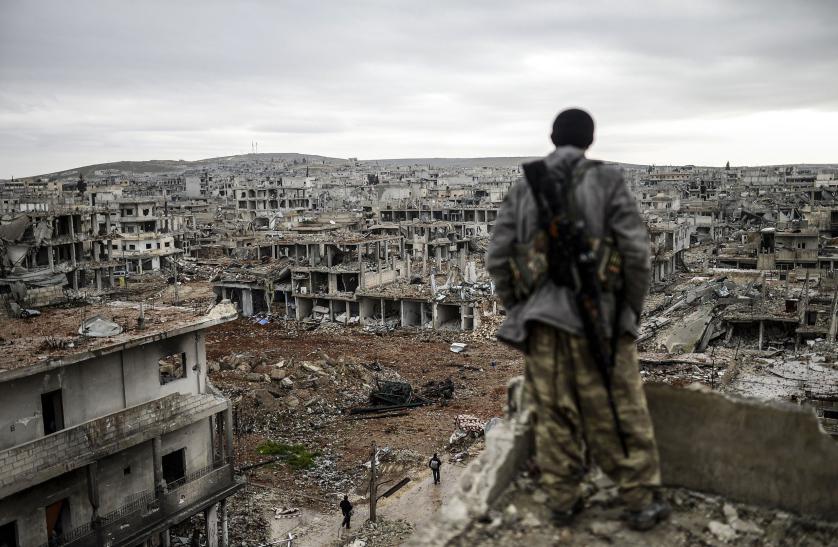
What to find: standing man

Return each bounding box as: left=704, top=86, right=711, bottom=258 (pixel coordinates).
left=340, top=495, right=353, bottom=530
left=487, top=108, right=670, bottom=530
left=429, top=453, right=442, bottom=484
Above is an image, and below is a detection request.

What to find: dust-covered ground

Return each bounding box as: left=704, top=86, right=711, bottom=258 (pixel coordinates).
left=195, top=317, right=521, bottom=544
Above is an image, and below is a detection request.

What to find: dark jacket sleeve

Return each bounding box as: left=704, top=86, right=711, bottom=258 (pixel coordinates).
left=487, top=182, right=523, bottom=308
left=606, top=170, right=650, bottom=319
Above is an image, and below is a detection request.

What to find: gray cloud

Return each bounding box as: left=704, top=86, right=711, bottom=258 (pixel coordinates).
left=1, top=0, right=837, bottom=176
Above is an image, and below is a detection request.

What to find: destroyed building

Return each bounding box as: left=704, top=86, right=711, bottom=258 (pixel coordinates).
left=0, top=207, right=119, bottom=310
left=0, top=301, right=242, bottom=546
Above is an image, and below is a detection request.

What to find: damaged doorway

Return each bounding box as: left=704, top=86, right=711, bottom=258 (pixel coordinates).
left=45, top=498, right=71, bottom=543
left=162, top=448, right=186, bottom=486
left=41, top=389, right=64, bottom=435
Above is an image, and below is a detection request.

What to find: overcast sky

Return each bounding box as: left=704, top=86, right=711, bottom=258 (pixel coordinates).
left=1, top=0, right=837, bottom=177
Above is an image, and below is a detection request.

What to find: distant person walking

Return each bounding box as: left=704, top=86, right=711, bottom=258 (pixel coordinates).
left=340, top=495, right=353, bottom=529
left=429, top=453, right=442, bottom=484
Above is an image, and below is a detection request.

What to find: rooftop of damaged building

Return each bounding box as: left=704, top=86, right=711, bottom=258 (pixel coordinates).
left=209, top=257, right=292, bottom=283
left=248, top=230, right=402, bottom=246
left=0, top=299, right=237, bottom=379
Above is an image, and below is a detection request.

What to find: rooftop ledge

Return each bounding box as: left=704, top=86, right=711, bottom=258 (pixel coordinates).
left=0, top=300, right=237, bottom=380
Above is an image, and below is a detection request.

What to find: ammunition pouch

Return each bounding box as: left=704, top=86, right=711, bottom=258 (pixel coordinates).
left=592, top=236, right=624, bottom=293
left=509, top=231, right=549, bottom=301
left=509, top=231, right=622, bottom=299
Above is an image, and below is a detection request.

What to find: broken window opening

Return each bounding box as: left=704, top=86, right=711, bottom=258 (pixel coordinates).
left=158, top=352, right=187, bottom=385
left=41, top=389, right=64, bottom=435
left=162, top=448, right=186, bottom=486
left=0, top=521, right=18, bottom=547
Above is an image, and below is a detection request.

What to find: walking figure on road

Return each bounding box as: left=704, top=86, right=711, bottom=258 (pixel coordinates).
left=340, top=495, right=353, bottom=529
left=429, top=453, right=442, bottom=484
left=487, top=108, right=671, bottom=531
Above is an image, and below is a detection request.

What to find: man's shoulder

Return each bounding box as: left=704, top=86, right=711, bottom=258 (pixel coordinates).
left=582, top=159, right=622, bottom=179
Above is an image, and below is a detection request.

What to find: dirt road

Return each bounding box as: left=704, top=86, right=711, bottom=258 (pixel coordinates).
left=268, top=461, right=471, bottom=546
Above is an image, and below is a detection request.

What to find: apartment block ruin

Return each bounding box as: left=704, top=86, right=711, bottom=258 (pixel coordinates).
left=0, top=301, right=241, bottom=546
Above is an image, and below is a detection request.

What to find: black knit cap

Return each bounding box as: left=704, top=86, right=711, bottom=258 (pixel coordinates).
left=551, top=108, right=595, bottom=149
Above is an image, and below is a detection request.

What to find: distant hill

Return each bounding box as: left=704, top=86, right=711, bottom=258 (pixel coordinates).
left=21, top=153, right=349, bottom=180
left=18, top=152, right=836, bottom=182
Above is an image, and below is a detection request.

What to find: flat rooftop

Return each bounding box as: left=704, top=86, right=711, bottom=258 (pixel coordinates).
left=0, top=300, right=237, bottom=378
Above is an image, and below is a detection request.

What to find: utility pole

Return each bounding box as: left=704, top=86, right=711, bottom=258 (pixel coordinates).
left=369, top=442, right=378, bottom=523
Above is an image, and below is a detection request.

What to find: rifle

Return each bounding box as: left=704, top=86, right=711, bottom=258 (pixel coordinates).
left=525, top=159, right=629, bottom=457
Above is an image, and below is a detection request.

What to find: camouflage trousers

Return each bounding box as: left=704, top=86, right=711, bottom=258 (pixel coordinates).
left=525, top=323, right=661, bottom=512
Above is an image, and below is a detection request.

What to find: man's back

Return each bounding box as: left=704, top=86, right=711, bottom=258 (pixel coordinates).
left=485, top=108, right=669, bottom=531
left=487, top=145, right=650, bottom=347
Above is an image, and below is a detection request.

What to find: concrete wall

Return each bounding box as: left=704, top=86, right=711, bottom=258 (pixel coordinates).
left=161, top=419, right=213, bottom=479
left=435, top=303, right=461, bottom=330
left=401, top=300, right=422, bottom=327
left=363, top=268, right=400, bottom=289
left=0, top=467, right=86, bottom=547
left=0, top=332, right=203, bottom=452
left=647, top=384, right=838, bottom=520
left=0, top=418, right=213, bottom=547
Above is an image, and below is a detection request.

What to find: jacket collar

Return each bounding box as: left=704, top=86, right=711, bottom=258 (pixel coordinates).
left=544, top=145, right=586, bottom=170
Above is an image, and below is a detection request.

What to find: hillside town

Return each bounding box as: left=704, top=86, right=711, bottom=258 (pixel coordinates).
left=1, top=154, right=838, bottom=546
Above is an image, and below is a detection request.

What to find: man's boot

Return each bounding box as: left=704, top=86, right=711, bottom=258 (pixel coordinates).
left=624, top=500, right=671, bottom=531
left=551, top=497, right=584, bottom=527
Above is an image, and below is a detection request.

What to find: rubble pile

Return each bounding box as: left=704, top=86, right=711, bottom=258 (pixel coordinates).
left=342, top=518, right=415, bottom=547
left=457, top=468, right=838, bottom=547
left=170, top=488, right=271, bottom=547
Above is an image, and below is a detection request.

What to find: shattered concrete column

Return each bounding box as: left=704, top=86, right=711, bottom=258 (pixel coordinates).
left=380, top=298, right=385, bottom=326
left=152, top=436, right=171, bottom=547
left=384, top=240, right=389, bottom=269
left=48, top=244, right=54, bottom=272
left=205, top=503, right=219, bottom=547
left=758, top=320, right=764, bottom=351
left=96, top=269, right=102, bottom=291
left=225, top=405, right=235, bottom=464
left=69, top=215, right=77, bottom=268
left=220, top=499, right=229, bottom=547
left=216, top=412, right=227, bottom=463
left=152, top=436, right=164, bottom=494
left=86, top=462, right=102, bottom=544
left=376, top=241, right=381, bottom=272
